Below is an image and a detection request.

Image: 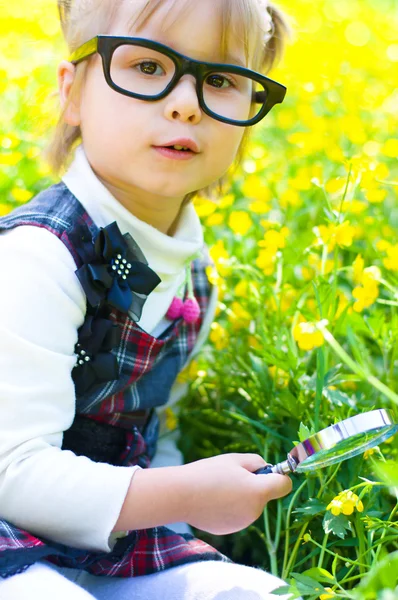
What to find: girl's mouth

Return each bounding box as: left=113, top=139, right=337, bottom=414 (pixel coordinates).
left=152, top=146, right=198, bottom=160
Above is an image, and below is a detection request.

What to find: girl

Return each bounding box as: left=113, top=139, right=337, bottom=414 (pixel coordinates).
left=0, top=0, right=296, bottom=598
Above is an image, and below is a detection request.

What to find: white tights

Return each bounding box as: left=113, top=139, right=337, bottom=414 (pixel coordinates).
left=0, top=559, right=295, bottom=600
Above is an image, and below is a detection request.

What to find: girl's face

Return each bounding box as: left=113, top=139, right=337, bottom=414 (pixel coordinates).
left=59, top=0, right=248, bottom=215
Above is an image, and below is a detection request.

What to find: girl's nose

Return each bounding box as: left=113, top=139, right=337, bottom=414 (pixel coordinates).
left=164, top=75, right=202, bottom=121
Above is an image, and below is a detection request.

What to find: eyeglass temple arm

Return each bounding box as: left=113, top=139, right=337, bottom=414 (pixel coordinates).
left=252, top=89, right=286, bottom=104
left=69, top=37, right=98, bottom=64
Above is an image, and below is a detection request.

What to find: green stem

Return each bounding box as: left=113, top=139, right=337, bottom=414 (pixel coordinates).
left=317, top=532, right=329, bottom=568
left=316, top=322, right=398, bottom=405
left=281, top=480, right=308, bottom=578
left=274, top=497, right=283, bottom=550
left=283, top=522, right=310, bottom=578
left=314, top=346, right=325, bottom=432
left=353, top=514, right=367, bottom=574
left=374, top=497, right=398, bottom=562
left=317, top=462, right=342, bottom=497
left=263, top=505, right=278, bottom=576
left=305, top=536, right=368, bottom=568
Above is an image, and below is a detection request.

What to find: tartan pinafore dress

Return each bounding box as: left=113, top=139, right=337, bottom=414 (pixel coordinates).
left=0, top=182, right=231, bottom=580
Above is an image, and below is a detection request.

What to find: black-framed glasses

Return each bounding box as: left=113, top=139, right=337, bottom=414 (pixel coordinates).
left=69, top=35, right=287, bottom=127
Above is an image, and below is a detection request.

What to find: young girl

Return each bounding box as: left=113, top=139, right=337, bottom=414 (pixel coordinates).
left=0, top=0, right=296, bottom=597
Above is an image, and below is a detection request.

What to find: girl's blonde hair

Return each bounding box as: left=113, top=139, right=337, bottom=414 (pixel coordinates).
left=45, top=0, right=292, bottom=205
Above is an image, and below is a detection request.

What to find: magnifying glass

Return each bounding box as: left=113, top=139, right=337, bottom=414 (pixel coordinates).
left=255, top=409, right=398, bottom=475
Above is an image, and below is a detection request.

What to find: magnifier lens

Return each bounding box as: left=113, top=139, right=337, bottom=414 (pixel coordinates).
left=296, top=424, right=398, bottom=473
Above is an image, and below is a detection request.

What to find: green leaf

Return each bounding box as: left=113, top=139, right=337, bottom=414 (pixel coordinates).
left=294, top=498, right=327, bottom=516
left=323, top=364, right=343, bottom=386
left=270, top=585, right=295, bottom=597
left=354, top=550, right=398, bottom=598
left=373, top=460, right=398, bottom=487
left=323, top=511, right=352, bottom=539
left=301, top=567, right=335, bottom=584
left=298, top=421, right=315, bottom=442
left=291, top=572, right=328, bottom=596
left=322, top=387, right=357, bottom=408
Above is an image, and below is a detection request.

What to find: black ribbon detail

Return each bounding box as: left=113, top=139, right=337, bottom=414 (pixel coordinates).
left=72, top=312, right=122, bottom=396
left=74, top=221, right=161, bottom=318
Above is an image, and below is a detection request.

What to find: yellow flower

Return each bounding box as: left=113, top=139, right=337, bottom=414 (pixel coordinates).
left=293, top=321, right=324, bottom=351
left=352, top=282, right=379, bottom=312
left=341, top=199, right=367, bottom=214
left=177, top=359, right=200, bottom=383
left=327, top=490, right=364, bottom=516
left=383, top=244, right=398, bottom=271
left=194, top=196, right=217, bottom=217
left=248, top=335, right=262, bottom=350
left=325, top=177, right=346, bottom=195
left=302, top=266, right=314, bottom=281
left=315, top=221, right=355, bottom=251
left=335, top=292, right=350, bottom=318
left=11, top=188, right=33, bottom=203
left=256, top=248, right=277, bottom=276
left=0, top=203, right=11, bottom=216
left=249, top=200, right=271, bottom=214
left=382, top=138, right=398, bottom=158
left=352, top=266, right=380, bottom=312
left=320, top=588, right=336, bottom=599
left=362, top=266, right=381, bottom=284
left=259, top=229, right=287, bottom=251
left=209, top=240, right=231, bottom=277
left=241, top=175, right=272, bottom=201
left=335, top=221, right=356, bottom=248
left=206, top=212, right=224, bottom=227
left=376, top=239, right=391, bottom=252
left=279, top=189, right=302, bottom=209
left=280, top=284, right=297, bottom=312
left=228, top=301, right=252, bottom=330
left=234, top=280, right=259, bottom=298
left=0, top=151, right=23, bottom=166
left=165, top=407, right=178, bottom=431
left=269, top=365, right=289, bottom=388
left=209, top=322, right=229, bottom=350
left=217, top=194, right=233, bottom=209
left=364, top=446, right=379, bottom=459
left=228, top=211, right=253, bottom=236
left=365, top=187, right=387, bottom=204
left=352, top=254, right=364, bottom=283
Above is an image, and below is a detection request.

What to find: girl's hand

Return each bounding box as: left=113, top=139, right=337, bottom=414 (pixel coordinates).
left=181, top=453, right=292, bottom=535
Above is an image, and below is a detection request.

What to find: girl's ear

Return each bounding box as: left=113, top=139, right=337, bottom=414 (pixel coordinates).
left=57, top=60, right=81, bottom=126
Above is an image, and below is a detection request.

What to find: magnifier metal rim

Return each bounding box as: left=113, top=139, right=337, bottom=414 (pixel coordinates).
left=288, top=408, right=397, bottom=471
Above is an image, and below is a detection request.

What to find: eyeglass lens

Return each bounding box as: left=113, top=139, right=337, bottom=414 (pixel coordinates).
left=109, top=44, right=268, bottom=123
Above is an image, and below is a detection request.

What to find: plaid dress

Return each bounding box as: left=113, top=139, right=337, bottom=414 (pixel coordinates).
left=0, top=182, right=231, bottom=579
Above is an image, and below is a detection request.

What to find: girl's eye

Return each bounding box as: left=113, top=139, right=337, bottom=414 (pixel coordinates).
left=206, top=73, right=236, bottom=89
left=132, top=61, right=165, bottom=76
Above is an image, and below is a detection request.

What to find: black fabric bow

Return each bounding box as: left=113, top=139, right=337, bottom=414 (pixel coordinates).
left=72, top=313, right=122, bottom=396
left=74, top=221, right=161, bottom=318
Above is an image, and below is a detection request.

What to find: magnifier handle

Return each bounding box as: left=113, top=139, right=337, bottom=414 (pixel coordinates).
left=254, top=456, right=299, bottom=475
left=254, top=465, right=274, bottom=475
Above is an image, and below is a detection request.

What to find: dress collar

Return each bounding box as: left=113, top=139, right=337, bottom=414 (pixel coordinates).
left=61, top=144, right=204, bottom=279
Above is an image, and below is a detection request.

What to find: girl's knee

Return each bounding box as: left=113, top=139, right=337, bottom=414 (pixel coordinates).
left=168, top=561, right=295, bottom=599
left=0, top=562, right=96, bottom=600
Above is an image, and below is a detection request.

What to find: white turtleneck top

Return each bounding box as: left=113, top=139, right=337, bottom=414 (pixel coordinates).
left=0, top=145, right=218, bottom=552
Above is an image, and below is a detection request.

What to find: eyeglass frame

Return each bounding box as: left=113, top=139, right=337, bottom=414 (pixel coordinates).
left=68, top=35, right=287, bottom=127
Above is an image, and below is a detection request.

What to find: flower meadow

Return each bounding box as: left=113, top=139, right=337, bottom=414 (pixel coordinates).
left=1, top=0, right=398, bottom=597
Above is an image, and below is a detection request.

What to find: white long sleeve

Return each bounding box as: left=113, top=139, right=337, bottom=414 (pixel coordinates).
left=0, top=145, right=218, bottom=550
left=0, top=222, right=218, bottom=549
left=0, top=225, right=141, bottom=552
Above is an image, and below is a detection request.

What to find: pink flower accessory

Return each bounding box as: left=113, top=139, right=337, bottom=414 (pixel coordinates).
left=166, top=250, right=203, bottom=324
